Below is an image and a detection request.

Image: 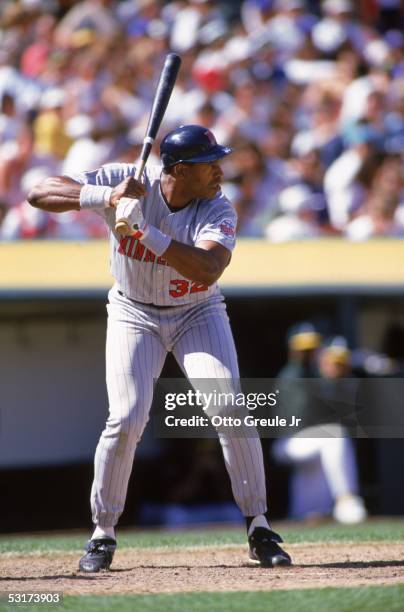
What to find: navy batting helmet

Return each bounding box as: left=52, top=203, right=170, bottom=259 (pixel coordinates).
left=160, top=125, right=232, bottom=168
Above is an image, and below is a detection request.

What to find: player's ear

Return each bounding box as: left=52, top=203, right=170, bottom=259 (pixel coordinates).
left=173, top=164, right=188, bottom=179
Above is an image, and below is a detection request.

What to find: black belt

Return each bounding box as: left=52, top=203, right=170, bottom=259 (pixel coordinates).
left=117, top=290, right=176, bottom=309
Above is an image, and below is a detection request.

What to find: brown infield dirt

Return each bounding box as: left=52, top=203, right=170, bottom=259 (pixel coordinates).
left=1, top=543, right=404, bottom=595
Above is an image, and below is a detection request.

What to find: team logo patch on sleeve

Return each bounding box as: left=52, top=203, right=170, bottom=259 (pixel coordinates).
left=219, top=219, right=236, bottom=237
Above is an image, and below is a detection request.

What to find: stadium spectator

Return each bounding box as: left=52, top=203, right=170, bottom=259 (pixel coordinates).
left=0, top=92, right=31, bottom=206
left=33, top=88, right=72, bottom=161
left=291, top=88, right=344, bottom=168
left=265, top=184, right=323, bottom=242
left=170, top=0, right=224, bottom=54
left=346, top=190, right=404, bottom=240
left=324, top=124, right=381, bottom=230
left=53, top=0, right=121, bottom=49
left=326, top=149, right=404, bottom=236
left=62, top=114, right=119, bottom=175
left=20, top=14, right=56, bottom=79
left=223, top=139, right=285, bottom=236
left=0, top=199, right=8, bottom=230
left=287, top=141, right=331, bottom=230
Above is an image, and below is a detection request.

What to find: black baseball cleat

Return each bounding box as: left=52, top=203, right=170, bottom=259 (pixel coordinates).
left=78, top=537, right=116, bottom=572
left=248, top=527, right=292, bottom=567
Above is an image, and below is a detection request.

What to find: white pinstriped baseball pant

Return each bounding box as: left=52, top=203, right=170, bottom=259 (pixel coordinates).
left=91, top=285, right=267, bottom=527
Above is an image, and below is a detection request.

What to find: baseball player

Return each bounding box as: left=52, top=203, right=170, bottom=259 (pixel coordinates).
left=28, top=125, right=291, bottom=572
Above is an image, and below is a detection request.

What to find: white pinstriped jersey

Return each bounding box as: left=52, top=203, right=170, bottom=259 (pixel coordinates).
left=73, top=163, right=237, bottom=306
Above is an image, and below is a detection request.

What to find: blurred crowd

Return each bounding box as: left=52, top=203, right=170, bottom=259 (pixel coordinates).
left=0, top=0, right=403, bottom=240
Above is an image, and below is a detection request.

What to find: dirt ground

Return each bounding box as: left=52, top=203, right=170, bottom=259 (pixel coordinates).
left=1, top=543, right=403, bottom=595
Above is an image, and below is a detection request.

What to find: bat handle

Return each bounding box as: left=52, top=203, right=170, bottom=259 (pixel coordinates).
left=115, top=220, right=134, bottom=236
left=114, top=160, right=146, bottom=235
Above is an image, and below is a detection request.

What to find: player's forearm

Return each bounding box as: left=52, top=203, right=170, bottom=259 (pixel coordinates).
left=162, top=240, right=225, bottom=286
left=27, top=177, right=82, bottom=212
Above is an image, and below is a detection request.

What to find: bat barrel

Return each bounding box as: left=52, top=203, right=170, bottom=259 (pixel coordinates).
left=145, top=54, right=182, bottom=141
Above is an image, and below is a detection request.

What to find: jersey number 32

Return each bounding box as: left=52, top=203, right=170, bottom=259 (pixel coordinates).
left=169, top=279, right=208, bottom=298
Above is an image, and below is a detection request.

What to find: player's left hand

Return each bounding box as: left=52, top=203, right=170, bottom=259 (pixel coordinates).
left=110, top=176, right=147, bottom=208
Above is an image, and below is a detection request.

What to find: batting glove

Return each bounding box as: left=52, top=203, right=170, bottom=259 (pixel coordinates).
left=115, top=197, right=150, bottom=239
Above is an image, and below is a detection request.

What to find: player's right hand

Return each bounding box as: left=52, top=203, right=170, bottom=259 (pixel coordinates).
left=110, top=176, right=147, bottom=208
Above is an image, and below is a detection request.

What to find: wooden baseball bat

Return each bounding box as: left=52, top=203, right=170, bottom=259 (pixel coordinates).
left=115, top=53, right=182, bottom=235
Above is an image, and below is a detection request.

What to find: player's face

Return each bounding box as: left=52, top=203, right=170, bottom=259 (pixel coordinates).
left=185, top=161, right=224, bottom=199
